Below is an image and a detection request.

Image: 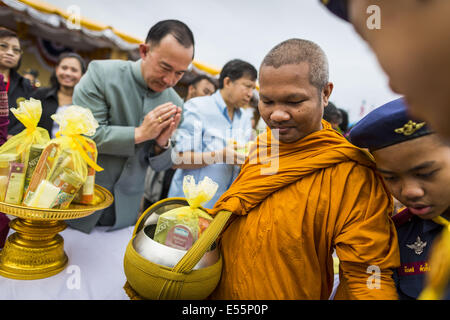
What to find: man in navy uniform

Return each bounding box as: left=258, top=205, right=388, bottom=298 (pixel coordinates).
left=349, top=98, right=450, bottom=299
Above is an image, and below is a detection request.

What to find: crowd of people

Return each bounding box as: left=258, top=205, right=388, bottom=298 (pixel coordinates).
left=0, top=0, right=450, bottom=300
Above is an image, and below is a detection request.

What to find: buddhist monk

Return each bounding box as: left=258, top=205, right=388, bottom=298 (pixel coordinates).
left=208, top=39, right=400, bottom=300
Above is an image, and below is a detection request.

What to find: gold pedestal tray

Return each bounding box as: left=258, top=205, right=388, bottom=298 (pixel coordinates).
left=0, top=185, right=113, bottom=280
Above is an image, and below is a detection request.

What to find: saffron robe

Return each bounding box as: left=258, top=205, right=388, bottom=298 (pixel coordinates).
left=208, top=121, right=400, bottom=299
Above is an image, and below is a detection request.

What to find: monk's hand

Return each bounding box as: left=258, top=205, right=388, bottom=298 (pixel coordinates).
left=135, top=102, right=178, bottom=144
left=155, top=107, right=182, bottom=150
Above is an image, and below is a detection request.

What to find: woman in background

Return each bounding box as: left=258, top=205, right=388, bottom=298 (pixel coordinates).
left=0, top=28, right=33, bottom=136
left=33, top=52, right=86, bottom=137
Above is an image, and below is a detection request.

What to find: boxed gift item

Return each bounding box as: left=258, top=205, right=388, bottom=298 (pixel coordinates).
left=153, top=175, right=218, bottom=250
left=22, top=105, right=102, bottom=209
left=0, top=98, right=50, bottom=205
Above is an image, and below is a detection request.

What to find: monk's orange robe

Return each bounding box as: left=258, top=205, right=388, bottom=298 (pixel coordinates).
left=208, top=121, right=400, bottom=300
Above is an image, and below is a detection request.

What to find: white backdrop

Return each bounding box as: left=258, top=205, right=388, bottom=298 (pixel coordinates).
left=0, top=225, right=134, bottom=300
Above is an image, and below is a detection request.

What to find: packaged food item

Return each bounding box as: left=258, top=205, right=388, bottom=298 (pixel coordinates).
left=4, top=163, right=26, bottom=204
left=26, top=180, right=60, bottom=208
left=154, top=176, right=218, bottom=250
left=72, top=140, right=97, bottom=205
left=48, top=149, right=72, bottom=182
left=0, top=153, right=19, bottom=202
left=36, top=105, right=102, bottom=209
left=0, top=98, right=50, bottom=203
left=0, top=176, right=8, bottom=202
left=22, top=143, right=59, bottom=206
left=23, top=145, right=44, bottom=192
left=23, top=105, right=103, bottom=210
left=50, top=168, right=84, bottom=209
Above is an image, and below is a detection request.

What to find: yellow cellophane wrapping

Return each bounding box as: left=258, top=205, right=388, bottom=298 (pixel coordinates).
left=22, top=105, right=102, bottom=208
left=0, top=98, right=50, bottom=161
left=0, top=98, right=50, bottom=204
left=153, top=176, right=218, bottom=246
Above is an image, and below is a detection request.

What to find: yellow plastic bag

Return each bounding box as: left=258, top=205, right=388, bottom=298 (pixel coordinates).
left=154, top=176, right=218, bottom=250
left=0, top=98, right=50, bottom=203
left=22, top=105, right=103, bottom=209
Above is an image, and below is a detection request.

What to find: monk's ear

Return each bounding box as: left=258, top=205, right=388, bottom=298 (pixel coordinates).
left=321, top=82, right=334, bottom=106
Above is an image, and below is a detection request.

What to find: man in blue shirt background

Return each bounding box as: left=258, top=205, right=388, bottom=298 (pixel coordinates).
left=168, top=59, right=257, bottom=208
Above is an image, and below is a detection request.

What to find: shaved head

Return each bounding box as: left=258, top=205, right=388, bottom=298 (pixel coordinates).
left=261, top=38, right=329, bottom=91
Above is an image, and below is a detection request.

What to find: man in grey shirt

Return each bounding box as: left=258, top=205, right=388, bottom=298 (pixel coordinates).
left=67, top=20, right=194, bottom=233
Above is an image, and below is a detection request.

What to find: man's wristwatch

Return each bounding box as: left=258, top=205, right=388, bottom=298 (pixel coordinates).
left=157, top=138, right=171, bottom=150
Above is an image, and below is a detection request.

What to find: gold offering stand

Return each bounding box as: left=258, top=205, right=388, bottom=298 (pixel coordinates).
left=0, top=185, right=113, bottom=280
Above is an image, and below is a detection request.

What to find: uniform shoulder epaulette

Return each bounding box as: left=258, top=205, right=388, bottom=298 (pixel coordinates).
left=392, top=208, right=414, bottom=228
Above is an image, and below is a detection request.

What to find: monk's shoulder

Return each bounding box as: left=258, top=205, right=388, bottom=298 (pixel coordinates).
left=326, top=161, right=383, bottom=196
left=288, top=161, right=378, bottom=194
left=329, top=160, right=376, bottom=179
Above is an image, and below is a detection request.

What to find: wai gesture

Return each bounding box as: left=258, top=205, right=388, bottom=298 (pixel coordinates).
left=134, top=102, right=182, bottom=146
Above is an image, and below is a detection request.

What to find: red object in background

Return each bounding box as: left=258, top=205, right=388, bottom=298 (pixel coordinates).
left=0, top=213, right=9, bottom=248
left=0, top=74, right=10, bottom=248
left=0, top=73, right=9, bottom=145
left=5, top=76, right=10, bottom=93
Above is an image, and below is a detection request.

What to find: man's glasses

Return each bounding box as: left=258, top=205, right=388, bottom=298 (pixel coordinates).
left=0, top=43, right=23, bottom=55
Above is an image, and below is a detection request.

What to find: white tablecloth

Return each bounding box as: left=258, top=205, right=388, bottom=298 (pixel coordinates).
left=0, top=225, right=134, bottom=300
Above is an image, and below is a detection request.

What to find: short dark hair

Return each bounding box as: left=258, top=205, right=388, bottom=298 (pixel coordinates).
left=145, top=20, right=194, bottom=56
left=0, top=28, right=18, bottom=40
left=50, top=52, right=87, bottom=89
left=261, top=38, right=329, bottom=91
left=189, top=75, right=216, bottom=90
left=218, top=59, right=257, bottom=89
left=24, top=68, right=39, bottom=78
left=338, top=108, right=349, bottom=132
left=323, top=101, right=342, bottom=124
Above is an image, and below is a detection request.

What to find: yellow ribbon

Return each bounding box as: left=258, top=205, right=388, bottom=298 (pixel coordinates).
left=15, top=125, right=43, bottom=156
left=55, top=132, right=103, bottom=172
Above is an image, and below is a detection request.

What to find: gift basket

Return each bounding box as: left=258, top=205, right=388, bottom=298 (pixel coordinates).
left=123, top=176, right=232, bottom=300
left=0, top=100, right=113, bottom=280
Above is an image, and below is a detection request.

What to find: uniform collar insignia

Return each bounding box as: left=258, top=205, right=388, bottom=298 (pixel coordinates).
left=395, top=120, right=426, bottom=136
left=406, top=236, right=427, bottom=255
